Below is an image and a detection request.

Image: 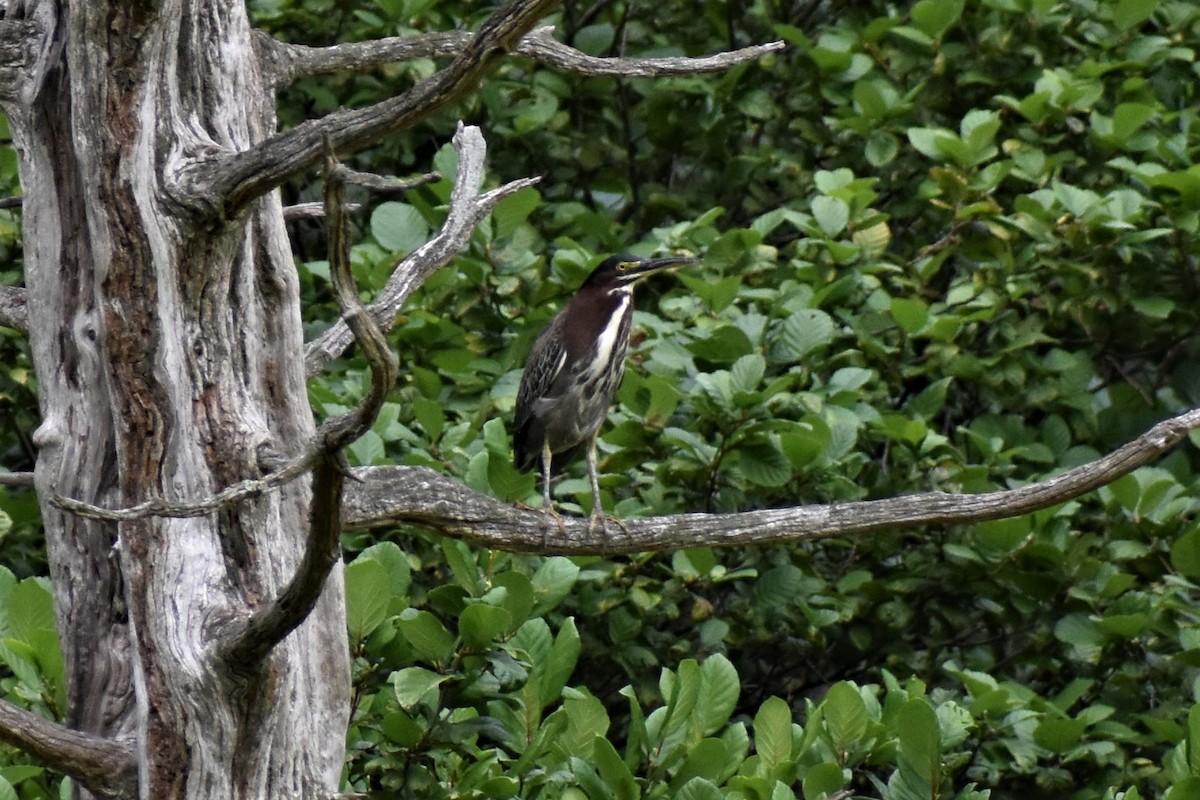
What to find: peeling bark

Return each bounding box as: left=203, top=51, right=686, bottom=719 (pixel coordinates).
left=0, top=0, right=790, bottom=796
left=6, top=2, right=348, bottom=798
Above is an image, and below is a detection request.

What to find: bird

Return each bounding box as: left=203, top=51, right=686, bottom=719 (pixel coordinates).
left=512, top=253, right=696, bottom=532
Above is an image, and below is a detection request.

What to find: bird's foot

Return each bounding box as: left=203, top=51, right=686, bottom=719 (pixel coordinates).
left=587, top=511, right=629, bottom=538
left=539, top=505, right=567, bottom=546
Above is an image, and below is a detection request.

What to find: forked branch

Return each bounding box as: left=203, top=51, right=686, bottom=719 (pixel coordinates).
left=202, top=0, right=557, bottom=216
left=223, top=142, right=399, bottom=667
left=340, top=408, right=1200, bottom=554
left=305, top=123, right=537, bottom=376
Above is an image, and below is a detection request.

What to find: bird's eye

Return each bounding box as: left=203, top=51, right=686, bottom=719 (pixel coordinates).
left=617, top=261, right=636, bottom=271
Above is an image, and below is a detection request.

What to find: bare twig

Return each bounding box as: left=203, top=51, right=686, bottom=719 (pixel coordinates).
left=0, top=698, right=136, bottom=800
left=0, top=285, right=27, bottom=332
left=283, top=201, right=360, bottom=221
left=340, top=408, right=1200, bottom=555
left=261, top=25, right=784, bottom=86
left=305, top=123, right=538, bottom=376
left=0, top=196, right=21, bottom=209
left=0, top=471, right=34, bottom=486
left=223, top=143, right=398, bottom=667
left=202, top=0, right=558, bottom=217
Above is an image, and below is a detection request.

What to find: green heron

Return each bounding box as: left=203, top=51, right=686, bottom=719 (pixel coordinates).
left=513, top=253, right=695, bottom=531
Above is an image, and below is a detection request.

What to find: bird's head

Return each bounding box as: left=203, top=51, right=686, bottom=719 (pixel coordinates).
left=580, top=253, right=697, bottom=290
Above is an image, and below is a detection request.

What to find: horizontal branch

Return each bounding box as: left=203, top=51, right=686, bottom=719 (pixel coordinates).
left=0, top=698, right=136, bottom=800
left=305, top=123, right=537, bottom=376
left=0, top=471, right=34, bottom=486
left=283, top=201, right=359, bottom=221
left=199, top=0, right=557, bottom=217
left=262, top=25, right=784, bottom=87
left=0, top=285, right=28, bottom=332
left=340, top=408, right=1200, bottom=554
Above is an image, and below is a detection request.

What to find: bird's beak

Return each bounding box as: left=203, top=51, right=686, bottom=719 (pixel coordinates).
left=630, top=254, right=697, bottom=277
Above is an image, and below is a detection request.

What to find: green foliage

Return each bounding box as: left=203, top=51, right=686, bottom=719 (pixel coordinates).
left=1, top=0, right=1199, bottom=797
left=309, top=0, right=1200, bottom=794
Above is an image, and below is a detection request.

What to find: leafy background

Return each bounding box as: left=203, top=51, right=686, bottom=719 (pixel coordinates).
left=4, top=0, right=1200, bottom=798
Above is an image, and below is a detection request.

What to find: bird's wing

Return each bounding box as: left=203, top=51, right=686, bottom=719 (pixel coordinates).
left=512, top=319, right=569, bottom=470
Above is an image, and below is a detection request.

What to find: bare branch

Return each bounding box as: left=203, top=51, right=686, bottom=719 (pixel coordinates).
left=305, top=123, right=538, bottom=377
left=0, top=471, right=34, bottom=486
left=261, top=25, right=784, bottom=87
left=0, top=285, right=27, bottom=332
left=341, top=408, right=1200, bottom=555
left=0, top=698, right=136, bottom=800
left=200, top=0, right=558, bottom=217
left=224, top=143, right=399, bottom=667
left=0, top=196, right=21, bottom=209
left=283, top=201, right=359, bottom=221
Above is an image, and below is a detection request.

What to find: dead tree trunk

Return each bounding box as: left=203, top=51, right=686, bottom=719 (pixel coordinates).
left=6, top=3, right=349, bottom=798
left=0, top=0, right=782, bottom=796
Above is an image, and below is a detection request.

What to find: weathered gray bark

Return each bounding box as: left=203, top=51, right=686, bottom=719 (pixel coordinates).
left=7, top=2, right=347, bottom=798
left=0, top=0, right=783, bottom=796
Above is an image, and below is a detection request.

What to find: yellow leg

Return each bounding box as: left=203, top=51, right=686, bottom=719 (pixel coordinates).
left=585, top=434, right=612, bottom=536
left=541, top=438, right=565, bottom=536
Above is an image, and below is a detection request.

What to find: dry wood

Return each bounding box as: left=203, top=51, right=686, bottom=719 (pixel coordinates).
left=341, top=408, right=1200, bottom=554
left=259, top=25, right=784, bottom=86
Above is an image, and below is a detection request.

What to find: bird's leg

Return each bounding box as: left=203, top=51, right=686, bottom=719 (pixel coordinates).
left=585, top=434, right=621, bottom=537
left=540, top=438, right=565, bottom=537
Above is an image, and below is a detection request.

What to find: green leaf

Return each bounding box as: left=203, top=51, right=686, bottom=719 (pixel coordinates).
left=661, top=659, right=702, bottom=738
left=890, top=297, right=929, bottom=334
left=771, top=309, right=835, bottom=364
left=442, top=539, right=484, bottom=597
left=734, top=442, right=793, bottom=488
left=823, top=683, right=869, bottom=756
left=593, top=735, right=638, bottom=800
left=540, top=617, right=581, bottom=707
left=812, top=196, right=850, bottom=237
left=911, top=0, right=964, bottom=39
left=671, top=738, right=729, bottom=788
left=370, top=201, right=430, bottom=253
left=802, top=762, right=845, bottom=800
left=560, top=693, right=610, bottom=758
left=459, top=603, right=512, bottom=650
left=491, top=186, right=541, bottom=238
left=730, top=353, right=766, bottom=397
left=676, top=777, right=725, bottom=800
left=355, top=541, right=411, bottom=597
left=1172, top=527, right=1200, bottom=580
left=1114, top=0, right=1157, bottom=29
left=688, top=324, right=755, bottom=364
left=396, top=609, right=456, bottom=664
left=1188, top=702, right=1200, bottom=775
left=489, top=571, right=535, bottom=630
left=0, top=777, right=16, bottom=800
left=1112, top=102, right=1156, bottom=143
left=973, top=516, right=1030, bottom=554
left=391, top=666, right=450, bottom=710
left=754, top=696, right=793, bottom=768
left=696, top=654, right=740, bottom=736
left=895, top=698, right=940, bottom=797
left=1034, top=717, right=1087, bottom=753
left=344, top=558, right=391, bottom=641
left=531, top=557, right=580, bottom=615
